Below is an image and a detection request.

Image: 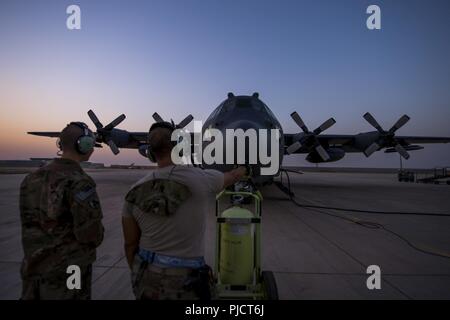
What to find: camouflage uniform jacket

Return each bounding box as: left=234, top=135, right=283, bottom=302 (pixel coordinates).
left=19, top=158, right=104, bottom=279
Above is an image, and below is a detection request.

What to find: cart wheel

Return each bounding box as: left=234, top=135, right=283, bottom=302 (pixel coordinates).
left=261, top=271, right=279, bottom=300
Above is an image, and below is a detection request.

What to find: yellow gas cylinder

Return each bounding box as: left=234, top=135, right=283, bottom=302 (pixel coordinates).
left=219, top=206, right=254, bottom=285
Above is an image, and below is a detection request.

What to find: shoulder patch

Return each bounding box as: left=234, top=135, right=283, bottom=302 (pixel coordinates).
left=125, top=179, right=191, bottom=216
left=74, top=185, right=96, bottom=203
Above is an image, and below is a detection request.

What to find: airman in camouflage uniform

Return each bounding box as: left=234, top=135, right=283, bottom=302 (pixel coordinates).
left=122, top=122, right=245, bottom=300
left=124, top=176, right=204, bottom=300
left=19, top=123, right=104, bottom=300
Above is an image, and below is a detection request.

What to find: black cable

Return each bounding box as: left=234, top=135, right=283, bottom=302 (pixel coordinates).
left=281, top=170, right=450, bottom=259
left=281, top=170, right=450, bottom=217
left=380, top=225, right=450, bottom=259
left=283, top=170, right=384, bottom=228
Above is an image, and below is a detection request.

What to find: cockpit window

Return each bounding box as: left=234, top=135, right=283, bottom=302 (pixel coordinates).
left=234, top=97, right=249, bottom=109
left=221, top=100, right=234, bottom=113
left=206, top=97, right=277, bottom=124
left=262, top=102, right=276, bottom=119
left=251, top=99, right=264, bottom=112
left=205, top=102, right=223, bottom=123
left=234, top=97, right=265, bottom=112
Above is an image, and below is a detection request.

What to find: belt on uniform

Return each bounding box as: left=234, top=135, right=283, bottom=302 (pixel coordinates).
left=138, top=248, right=205, bottom=269
left=146, top=264, right=193, bottom=276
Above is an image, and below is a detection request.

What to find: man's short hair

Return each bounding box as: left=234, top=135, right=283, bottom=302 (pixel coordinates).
left=59, top=123, right=85, bottom=152
left=148, top=127, right=174, bottom=158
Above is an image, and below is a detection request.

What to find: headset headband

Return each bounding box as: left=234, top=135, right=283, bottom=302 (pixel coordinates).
left=149, top=121, right=176, bottom=135
left=69, top=122, right=92, bottom=137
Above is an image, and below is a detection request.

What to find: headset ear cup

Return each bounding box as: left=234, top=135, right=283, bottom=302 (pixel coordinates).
left=56, top=138, right=62, bottom=150
left=77, top=136, right=95, bottom=155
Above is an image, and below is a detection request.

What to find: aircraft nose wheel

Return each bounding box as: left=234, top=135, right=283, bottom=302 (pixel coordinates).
left=261, top=271, right=279, bottom=300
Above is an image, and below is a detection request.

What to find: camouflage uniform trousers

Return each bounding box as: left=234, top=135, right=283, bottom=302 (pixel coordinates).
left=131, top=254, right=201, bottom=300
left=21, top=264, right=92, bottom=300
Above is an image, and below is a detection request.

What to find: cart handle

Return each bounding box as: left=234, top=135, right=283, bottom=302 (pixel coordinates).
left=216, top=190, right=263, bottom=202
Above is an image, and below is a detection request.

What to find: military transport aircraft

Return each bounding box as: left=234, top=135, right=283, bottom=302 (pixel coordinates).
left=29, top=92, right=450, bottom=184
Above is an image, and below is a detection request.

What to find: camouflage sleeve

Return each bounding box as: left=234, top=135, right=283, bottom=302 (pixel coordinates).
left=69, top=179, right=104, bottom=247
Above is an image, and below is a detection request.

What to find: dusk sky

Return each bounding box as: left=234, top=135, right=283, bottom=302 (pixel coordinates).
left=1, top=0, right=449, bottom=168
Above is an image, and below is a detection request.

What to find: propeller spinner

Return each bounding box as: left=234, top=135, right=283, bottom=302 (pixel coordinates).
left=88, top=110, right=126, bottom=155
left=363, top=112, right=410, bottom=159
left=286, top=111, right=336, bottom=161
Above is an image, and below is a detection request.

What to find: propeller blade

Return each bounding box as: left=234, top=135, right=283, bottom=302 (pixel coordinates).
left=177, top=114, right=194, bottom=128
left=313, top=118, right=336, bottom=135
left=315, top=144, right=330, bottom=161
left=364, top=142, right=380, bottom=157
left=152, top=112, right=164, bottom=123
left=87, top=110, right=103, bottom=129
left=389, top=115, right=410, bottom=134
left=395, top=144, right=410, bottom=159
left=104, top=114, right=126, bottom=130
left=290, top=112, right=309, bottom=133
left=107, top=140, right=120, bottom=155
left=363, top=112, right=383, bottom=133
left=286, top=141, right=303, bottom=154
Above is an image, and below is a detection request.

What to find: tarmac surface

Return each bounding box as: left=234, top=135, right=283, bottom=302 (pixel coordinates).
left=1, top=168, right=449, bottom=299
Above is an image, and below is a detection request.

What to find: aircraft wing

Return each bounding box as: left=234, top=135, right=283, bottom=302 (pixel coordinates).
left=316, top=134, right=356, bottom=145
left=283, top=134, right=355, bottom=153
left=28, top=131, right=150, bottom=148
left=283, top=133, right=450, bottom=154
left=28, top=131, right=61, bottom=138
left=127, top=132, right=149, bottom=143
left=28, top=110, right=196, bottom=156
left=395, top=136, right=450, bottom=144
